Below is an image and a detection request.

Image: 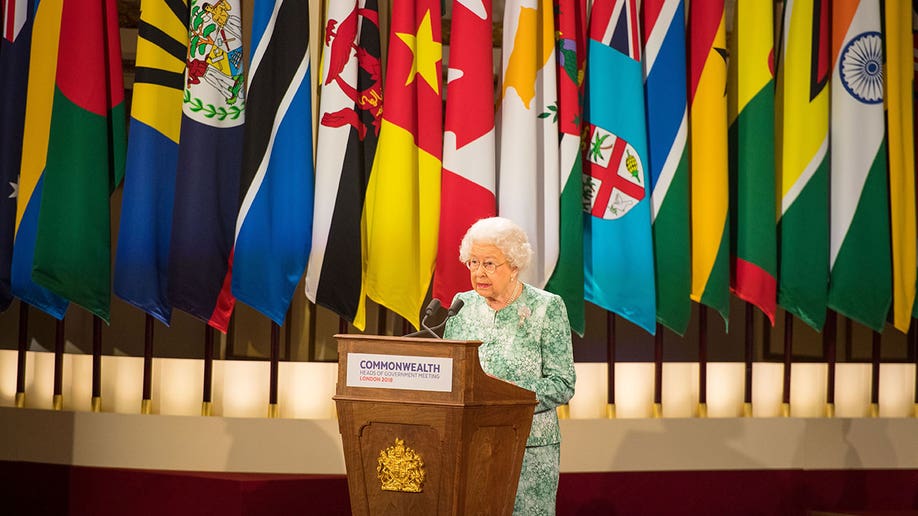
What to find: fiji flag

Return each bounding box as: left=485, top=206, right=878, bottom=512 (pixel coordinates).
left=114, top=0, right=188, bottom=324
left=0, top=0, right=35, bottom=311
left=583, top=0, right=656, bottom=334
left=10, top=0, right=69, bottom=319
left=168, top=0, right=245, bottom=332
left=231, top=0, right=312, bottom=325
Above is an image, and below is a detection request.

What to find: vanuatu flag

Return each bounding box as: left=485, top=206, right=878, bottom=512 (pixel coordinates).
left=583, top=0, right=656, bottom=335
left=776, top=0, right=830, bottom=331
left=31, top=0, right=126, bottom=322
left=884, top=0, right=917, bottom=332
left=114, top=0, right=187, bottom=325
left=728, top=0, right=777, bottom=325
left=688, top=0, right=730, bottom=326
left=643, top=0, right=691, bottom=335
left=0, top=0, right=35, bottom=311
left=363, top=0, right=442, bottom=328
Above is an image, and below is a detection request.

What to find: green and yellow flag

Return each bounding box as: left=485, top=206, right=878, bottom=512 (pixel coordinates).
left=776, top=0, right=830, bottom=331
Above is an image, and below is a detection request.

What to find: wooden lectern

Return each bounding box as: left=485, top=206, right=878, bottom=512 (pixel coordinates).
left=334, top=334, right=536, bottom=516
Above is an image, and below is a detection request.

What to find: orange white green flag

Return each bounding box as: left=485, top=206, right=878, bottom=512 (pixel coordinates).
left=882, top=0, right=916, bottom=332
left=497, top=0, right=559, bottom=289
left=728, top=0, right=777, bottom=325
left=828, top=0, right=891, bottom=332
left=776, top=0, right=830, bottom=331
left=688, top=0, right=730, bottom=325
left=363, top=0, right=442, bottom=328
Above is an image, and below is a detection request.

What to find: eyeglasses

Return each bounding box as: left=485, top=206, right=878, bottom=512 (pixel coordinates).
left=465, top=259, right=506, bottom=273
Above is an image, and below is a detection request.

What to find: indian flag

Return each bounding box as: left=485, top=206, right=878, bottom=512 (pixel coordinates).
left=827, top=0, right=891, bottom=332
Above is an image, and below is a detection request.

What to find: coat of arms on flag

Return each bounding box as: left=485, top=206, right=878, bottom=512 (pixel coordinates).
left=185, top=0, right=244, bottom=114
left=583, top=124, right=645, bottom=220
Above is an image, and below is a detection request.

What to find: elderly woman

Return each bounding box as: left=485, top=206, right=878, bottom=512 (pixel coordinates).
left=443, top=217, right=576, bottom=516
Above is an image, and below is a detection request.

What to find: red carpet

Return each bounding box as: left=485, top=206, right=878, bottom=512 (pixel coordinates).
left=2, top=461, right=916, bottom=515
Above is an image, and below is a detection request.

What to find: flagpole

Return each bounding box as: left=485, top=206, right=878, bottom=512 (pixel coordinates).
left=52, top=318, right=64, bottom=410
left=605, top=312, right=616, bottom=418
left=141, top=314, right=155, bottom=414
left=653, top=323, right=663, bottom=418
left=698, top=306, right=707, bottom=418
left=377, top=306, right=388, bottom=336
left=338, top=316, right=349, bottom=335
left=267, top=321, right=280, bottom=418
left=781, top=311, right=792, bottom=417
left=307, top=302, right=317, bottom=362
left=15, top=302, right=29, bottom=408
left=91, top=316, right=102, bottom=412
left=912, top=319, right=917, bottom=417
left=743, top=303, right=753, bottom=417
left=869, top=330, right=881, bottom=417
left=823, top=311, right=837, bottom=417
left=201, top=325, right=214, bottom=416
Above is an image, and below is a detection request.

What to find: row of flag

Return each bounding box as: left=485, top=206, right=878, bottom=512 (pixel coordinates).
left=0, top=0, right=916, bottom=342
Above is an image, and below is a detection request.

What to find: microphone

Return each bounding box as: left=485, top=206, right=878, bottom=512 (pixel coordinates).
left=428, top=298, right=464, bottom=334
left=403, top=299, right=442, bottom=338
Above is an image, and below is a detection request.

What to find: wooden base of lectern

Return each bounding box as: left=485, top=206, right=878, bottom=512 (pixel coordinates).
left=334, top=334, right=536, bottom=516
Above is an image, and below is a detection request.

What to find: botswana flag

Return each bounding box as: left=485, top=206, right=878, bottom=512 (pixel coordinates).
left=231, top=0, right=313, bottom=325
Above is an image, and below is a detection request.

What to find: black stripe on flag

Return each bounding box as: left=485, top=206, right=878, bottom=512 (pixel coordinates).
left=239, top=0, right=310, bottom=205
left=133, top=66, right=185, bottom=90
left=164, top=0, right=189, bottom=28
left=138, top=19, right=187, bottom=62
left=314, top=0, right=382, bottom=322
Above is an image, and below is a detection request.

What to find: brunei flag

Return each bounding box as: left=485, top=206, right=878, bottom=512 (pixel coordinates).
left=363, top=0, right=442, bottom=328
left=114, top=0, right=188, bottom=325
left=828, top=0, right=891, bottom=332
left=168, top=0, right=245, bottom=333
left=688, top=0, right=729, bottom=326
left=776, top=0, right=830, bottom=331
left=643, top=0, right=691, bottom=335
left=884, top=0, right=916, bottom=332
left=231, top=0, right=313, bottom=326
left=306, top=0, right=382, bottom=330
left=10, top=0, right=68, bottom=318
left=544, top=0, right=587, bottom=336
left=433, top=0, right=496, bottom=307
left=30, top=0, right=126, bottom=322
left=584, top=0, right=656, bottom=335
left=0, top=0, right=34, bottom=311
left=728, top=0, right=777, bottom=325
left=498, top=0, right=559, bottom=289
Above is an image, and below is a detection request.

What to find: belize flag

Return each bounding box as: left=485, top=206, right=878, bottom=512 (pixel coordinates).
left=167, top=0, right=245, bottom=333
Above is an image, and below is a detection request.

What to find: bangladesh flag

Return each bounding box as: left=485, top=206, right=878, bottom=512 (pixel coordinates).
left=31, top=0, right=126, bottom=322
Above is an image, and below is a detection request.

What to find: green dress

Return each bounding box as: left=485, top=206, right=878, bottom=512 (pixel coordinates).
left=444, top=284, right=576, bottom=516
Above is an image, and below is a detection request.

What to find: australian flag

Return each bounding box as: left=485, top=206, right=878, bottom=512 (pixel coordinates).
left=0, top=0, right=35, bottom=311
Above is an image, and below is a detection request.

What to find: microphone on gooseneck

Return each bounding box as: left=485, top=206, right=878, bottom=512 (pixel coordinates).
left=403, top=298, right=442, bottom=338
left=429, top=298, right=464, bottom=334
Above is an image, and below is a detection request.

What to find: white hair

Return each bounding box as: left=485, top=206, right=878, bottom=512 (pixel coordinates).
left=458, top=217, right=532, bottom=272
